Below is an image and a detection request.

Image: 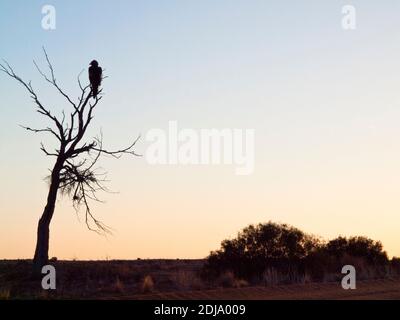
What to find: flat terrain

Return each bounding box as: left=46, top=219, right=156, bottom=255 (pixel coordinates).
left=1, top=260, right=400, bottom=300
left=131, top=279, right=400, bottom=300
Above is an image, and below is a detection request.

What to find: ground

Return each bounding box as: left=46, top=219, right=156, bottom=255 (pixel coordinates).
left=1, top=260, right=399, bottom=300
left=131, top=279, right=400, bottom=300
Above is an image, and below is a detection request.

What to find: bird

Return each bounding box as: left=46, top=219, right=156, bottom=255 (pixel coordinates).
left=88, top=60, right=102, bottom=98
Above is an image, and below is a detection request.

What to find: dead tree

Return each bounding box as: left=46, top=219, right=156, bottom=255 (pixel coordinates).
left=0, top=49, right=139, bottom=271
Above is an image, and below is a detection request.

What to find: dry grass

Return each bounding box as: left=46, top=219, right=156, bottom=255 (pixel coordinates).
left=0, top=259, right=399, bottom=299
left=0, top=259, right=204, bottom=299
left=0, top=288, right=11, bottom=300
left=112, top=277, right=124, bottom=293
left=141, top=275, right=154, bottom=293
left=134, top=278, right=400, bottom=300
left=171, top=270, right=205, bottom=291
left=217, top=271, right=249, bottom=288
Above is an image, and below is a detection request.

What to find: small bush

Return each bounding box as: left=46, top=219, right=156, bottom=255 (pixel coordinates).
left=217, top=271, right=248, bottom=288
left=171, top=270, right=205, bottom=291
left=113, top=277, right=124, bottom=293
left=141, top=275, right=154, bottom=293
left=0, top=288, right=11, bottom=300
left=234, top=279, right=249, bottom=288
left=218, top=271, right=236, bottom=288
left=391, top=257, right=400, bottom=275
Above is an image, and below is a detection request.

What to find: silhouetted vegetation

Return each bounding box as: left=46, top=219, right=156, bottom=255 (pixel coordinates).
left=0, top=50, right=139, bottom=271
left=201, top=222, right=317, bottom=282
left=1, top=223, right=399, bottom=299
left=202, top=222, right=396, bottom=284
left=0, top=259, right=205, bottom=299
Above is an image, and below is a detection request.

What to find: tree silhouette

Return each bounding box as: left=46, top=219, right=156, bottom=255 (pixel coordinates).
left=0, top=49, right=139, bottom=271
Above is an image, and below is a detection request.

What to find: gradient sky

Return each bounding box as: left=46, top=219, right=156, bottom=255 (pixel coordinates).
left=1, top=0, right=400, bottom=259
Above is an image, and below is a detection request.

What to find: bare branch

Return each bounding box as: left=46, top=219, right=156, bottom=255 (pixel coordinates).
left=1, top=60, right=66, bottom=142
left=92, top=134, right=142, bottom=158
left=33, top=47, right=76, bottom=109
left=40, top=142, right=59, bottom=157
left=20, top=125, right=61, bottom=141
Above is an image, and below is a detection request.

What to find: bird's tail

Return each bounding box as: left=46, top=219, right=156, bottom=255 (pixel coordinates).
left=92, top=86, right=98, bottom=98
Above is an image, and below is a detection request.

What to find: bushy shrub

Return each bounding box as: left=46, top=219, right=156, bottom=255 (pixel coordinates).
left=202, top=222, right=319, bottom=282
left=390, top=257, right=400, bottom=275
left=325, top=236, right=388, bottom=265
left=202, top=222, right=391, bottom=284
left=141, top=275, right=154, bottom=293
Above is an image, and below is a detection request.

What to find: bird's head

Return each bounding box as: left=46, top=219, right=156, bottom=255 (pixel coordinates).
left=90, top=60, right=99, bottom=67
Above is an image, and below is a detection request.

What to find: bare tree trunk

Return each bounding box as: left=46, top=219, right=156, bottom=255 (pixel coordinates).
left=33, top=166, right=61, bottom=272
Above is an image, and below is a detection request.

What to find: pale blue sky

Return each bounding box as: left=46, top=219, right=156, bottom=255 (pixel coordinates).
left=1, top=1, right=400, bottom=259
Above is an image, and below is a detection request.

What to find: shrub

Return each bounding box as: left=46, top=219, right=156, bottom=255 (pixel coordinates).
left=0, top=288, right=11, bottom=300
left=113, top=277, right=124, bottom=293
left=390, top=257, right=400, bottom=276
left=141, top=275, right=154, bottom=293
left=218, top=271, right=236, bottom=288
left=202, top=222, right=319, bottom=281
left=325, top=236, right=388, bottom=266
left=202, top=222, right=391, bottom=284
left=171, top=270, right=205, bottom=291
left=217, top=271, right=248, bottom=288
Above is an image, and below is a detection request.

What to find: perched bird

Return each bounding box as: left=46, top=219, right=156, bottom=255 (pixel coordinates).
left=88, top=60, right=102, bottom=98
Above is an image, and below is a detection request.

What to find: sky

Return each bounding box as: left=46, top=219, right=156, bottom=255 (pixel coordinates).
left=1, top=0, right=400, bottom=259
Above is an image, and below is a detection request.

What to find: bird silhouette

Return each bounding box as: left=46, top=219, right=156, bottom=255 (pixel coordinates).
left=88, top=60, right=102, bottom=98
